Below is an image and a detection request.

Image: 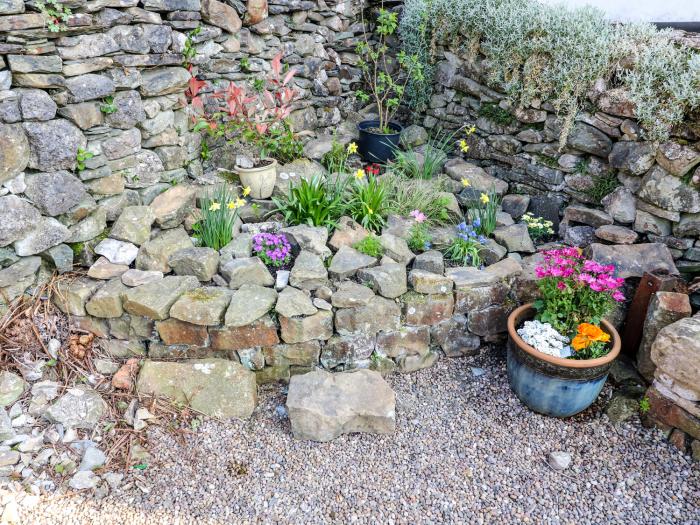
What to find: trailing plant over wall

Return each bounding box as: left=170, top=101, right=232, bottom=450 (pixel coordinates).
left=399, top=0, right=700, bottom=142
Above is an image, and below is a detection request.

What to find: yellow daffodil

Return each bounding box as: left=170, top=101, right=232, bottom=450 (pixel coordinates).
left=228, top=197, right=246, bottom=209
left=209, top=202, right=221, bottom=211
left=479, top=193, right=489, bottom=204
left=354, top=169, right=365, bottom=180
left=459, top=139, right=469, bottom=153
left=242, top=186, right=251, bottom=197
left=461, top=177, right=470, bottom=187
left=347, top=142, right=358, bottom=154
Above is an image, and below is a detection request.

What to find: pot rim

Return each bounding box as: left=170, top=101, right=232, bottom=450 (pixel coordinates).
left=357, top=120, right=403, bottom=136
left=233, top=157, right=277, bottom=174
left=507, top=303, right=621, bottom=369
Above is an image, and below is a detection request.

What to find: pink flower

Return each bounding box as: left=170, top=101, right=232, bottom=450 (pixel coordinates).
left=578, top=273, right=595, bottom=284
left=557, top=281, right=566, bottom=291
left=613, top=290, right=625, bottom=302
left=535, top=266, right=549, bottom=278
left=410, top=209, right=426, bottom=223
left=589, top=281, right=605, bottom=292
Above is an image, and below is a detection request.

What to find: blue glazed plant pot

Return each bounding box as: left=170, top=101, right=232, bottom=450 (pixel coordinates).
left=506, top=303, right=621, bottom=418
left=357, top=120, right=403, bottom=164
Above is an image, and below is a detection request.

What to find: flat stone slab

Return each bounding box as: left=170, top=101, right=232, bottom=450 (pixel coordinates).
left=122, top=275, right=199, bottom=320
left=225, top=283, right=277, bottom=327
left=286, top=369, right=396, bottom=442
left=169, top=286, right=232, bottom=326
left=136, top=359, right=257, bottom=419
left=588, top=242, right=678, bottom=279
left=328, top=245, right=376, bottom=279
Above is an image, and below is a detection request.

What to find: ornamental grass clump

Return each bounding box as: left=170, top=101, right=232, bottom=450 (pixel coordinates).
left=534, top=248, right=625, bottom=360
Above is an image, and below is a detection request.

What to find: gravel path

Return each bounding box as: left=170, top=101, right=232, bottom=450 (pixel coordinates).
left=11, top=353, right=700, bottom=524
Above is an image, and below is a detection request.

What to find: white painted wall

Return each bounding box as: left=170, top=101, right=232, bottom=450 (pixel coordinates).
left=538, top=0, right=700, bottom=23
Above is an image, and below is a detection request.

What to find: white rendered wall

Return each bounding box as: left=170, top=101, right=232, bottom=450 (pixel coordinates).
left=538, top=0, right=700, bottom=23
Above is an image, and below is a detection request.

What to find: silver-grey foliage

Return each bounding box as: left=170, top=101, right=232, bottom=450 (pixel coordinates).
left=399, top=0, right=700, bottom=141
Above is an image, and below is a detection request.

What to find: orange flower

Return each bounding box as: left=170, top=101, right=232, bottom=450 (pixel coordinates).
left=572, top=323, right=610, bottom=352
left=571, top=335, right=589, bottom=351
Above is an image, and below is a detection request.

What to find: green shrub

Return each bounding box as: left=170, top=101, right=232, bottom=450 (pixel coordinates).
left=273, top=175, right=344, bottom=230
left=192, top=185, right=245, bottom=250
left=76, top=147, right=93, bottom=172
left=353, top=235, right=384, bottom=258
left=399, top=0, right=700, bottom=142
left=346, top=175, right=388, bottom=233
left=251, top=122, right=303, bottom=164
left=36, top=0, right=71, bottom=32
left=99, top=96, right=117, bottom=114
left=321, top=138, right=357, bottom=175
left=521, top=212, right=554, bottom=242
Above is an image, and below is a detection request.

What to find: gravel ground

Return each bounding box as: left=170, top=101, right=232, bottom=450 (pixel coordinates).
left=9, top=352, right=700, bottom=525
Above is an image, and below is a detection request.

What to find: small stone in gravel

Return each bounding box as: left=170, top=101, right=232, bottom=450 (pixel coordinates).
left=44, top=386, right=106, bottom=429
left=79, top=447, right=106, bottom=471
left=0, top=450, right=19, bottom=467
left=69, top=470, right=99, bottom=490
left=0, top=371, right=26, bottom=407
left=547, top=451, right=572, bottom=471
left=111, top=358, right=139, bottom=391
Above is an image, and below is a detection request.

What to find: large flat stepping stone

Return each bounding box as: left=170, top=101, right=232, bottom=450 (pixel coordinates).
left=286, top=369, right=396, bottom=442
left=136, top=359, right=256, bottom=419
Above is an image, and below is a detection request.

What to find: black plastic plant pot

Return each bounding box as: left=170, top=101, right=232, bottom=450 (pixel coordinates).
left=357, top=120, right=403, bottom=164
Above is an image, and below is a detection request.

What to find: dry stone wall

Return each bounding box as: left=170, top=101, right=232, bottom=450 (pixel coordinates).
left=0, top=0, right=365, bottom=309
left=0, top=0, right=526, bottom=383
left=418, top=47, right=700, bottom=276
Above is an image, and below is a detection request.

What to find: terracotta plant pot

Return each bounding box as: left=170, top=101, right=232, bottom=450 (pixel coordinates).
left=506, top=303, right=621, bottom=418
left=234, top=158, right=277, bottom=200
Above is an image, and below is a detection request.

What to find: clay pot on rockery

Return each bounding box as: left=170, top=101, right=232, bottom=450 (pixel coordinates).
left=507, top=303, right=621, bottom=418
left=234, top=157, right=277, bottom=200
left=505, top=247, right=625, bottom=418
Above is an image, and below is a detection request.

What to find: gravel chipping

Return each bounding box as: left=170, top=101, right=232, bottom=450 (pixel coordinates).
left=10, top=353, right=700, bottom=525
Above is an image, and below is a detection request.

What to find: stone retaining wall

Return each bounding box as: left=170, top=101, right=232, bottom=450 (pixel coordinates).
left=47, top=215, right=524, bottom=382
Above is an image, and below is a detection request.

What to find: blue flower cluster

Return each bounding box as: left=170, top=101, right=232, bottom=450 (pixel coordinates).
left=456, top=222, right=488, bottom=244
